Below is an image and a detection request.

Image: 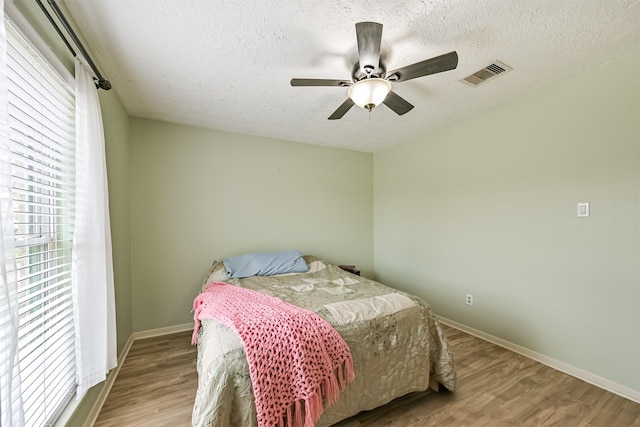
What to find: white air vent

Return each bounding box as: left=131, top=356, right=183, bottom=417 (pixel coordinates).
left=462, top=61, right=512, bottom=87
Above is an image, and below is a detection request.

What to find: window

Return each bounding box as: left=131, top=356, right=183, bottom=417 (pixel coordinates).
left=6, top=18, right=77, bottom=426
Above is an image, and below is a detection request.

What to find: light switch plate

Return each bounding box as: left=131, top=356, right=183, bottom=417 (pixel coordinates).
left=577, top=202, right=590, bottom=217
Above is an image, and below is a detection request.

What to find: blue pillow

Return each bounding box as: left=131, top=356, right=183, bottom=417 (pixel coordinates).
left=223, top=250, right=309, bottom=279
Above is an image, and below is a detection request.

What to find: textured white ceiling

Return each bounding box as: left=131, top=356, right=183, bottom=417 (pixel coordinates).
left=62, top=0, right=639, bottom=152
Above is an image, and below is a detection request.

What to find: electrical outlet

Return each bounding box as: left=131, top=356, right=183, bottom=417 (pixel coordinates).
left=466, top=294, right=473, bottom=306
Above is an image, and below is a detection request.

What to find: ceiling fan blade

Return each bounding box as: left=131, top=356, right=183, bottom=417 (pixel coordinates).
left=387, top=51, right=458, bottom=83
left=291, top=78, right=351, bottom=87
left=383, top=91, right=414, bottom=116
left=328, top=98, right=355, bottom=120
left=356, top=21, right=383, bottom=74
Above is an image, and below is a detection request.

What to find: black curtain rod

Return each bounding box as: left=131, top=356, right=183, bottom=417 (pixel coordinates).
left=36, top=0, right=111, bottom=90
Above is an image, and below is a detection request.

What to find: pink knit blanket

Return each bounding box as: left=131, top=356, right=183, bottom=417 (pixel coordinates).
left=192, top=282, right=355, bottom=427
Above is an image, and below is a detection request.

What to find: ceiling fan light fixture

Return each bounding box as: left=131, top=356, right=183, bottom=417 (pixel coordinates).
left=348, top=78, right=391, bottom=111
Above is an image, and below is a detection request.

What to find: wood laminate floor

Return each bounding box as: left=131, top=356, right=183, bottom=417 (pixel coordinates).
left=94, top=324, right=640, bottom=427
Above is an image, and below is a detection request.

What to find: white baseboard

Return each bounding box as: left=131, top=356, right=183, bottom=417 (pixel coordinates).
left=436, top=315, right=640, bottom=404
left=83, top=322, right=194, bottom=426
left=131, top=322, right=193, bottom=340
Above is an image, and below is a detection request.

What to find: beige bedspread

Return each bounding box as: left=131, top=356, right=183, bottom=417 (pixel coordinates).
left=191, top=256, right=456, bottom=426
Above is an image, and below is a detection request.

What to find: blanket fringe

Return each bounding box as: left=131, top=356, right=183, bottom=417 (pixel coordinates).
left=191, top=323, right=199, bottom=345
left=304, top=392, right=323, bottom=427
left=285, top=405, right=292, bottom=427
left=294, top=400, right=303, bottom=427
left=279, top=359, right=356, bottom=427
left=324, top=372, right=339, bottom=405
left=344, top=357, right=355, bottom=384
left=191, top=293, right=205, bottom=344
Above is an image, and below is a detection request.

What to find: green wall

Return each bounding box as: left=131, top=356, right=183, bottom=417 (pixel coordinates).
left=373, top=52, right=640, bottom=393
left=129, top=119, right=373, bottom=331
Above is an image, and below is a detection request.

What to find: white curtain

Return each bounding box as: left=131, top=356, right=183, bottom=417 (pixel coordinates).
left=73, top=57, right=117, bottom=399
left=0, top=1, right=25, bottom=424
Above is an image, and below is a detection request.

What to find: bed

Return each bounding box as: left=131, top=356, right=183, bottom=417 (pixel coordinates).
left=191, top=254, right=456, bottom=426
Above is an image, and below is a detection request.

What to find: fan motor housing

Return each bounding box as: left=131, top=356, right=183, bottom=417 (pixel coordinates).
left=352, top=62, right=386, bottom=82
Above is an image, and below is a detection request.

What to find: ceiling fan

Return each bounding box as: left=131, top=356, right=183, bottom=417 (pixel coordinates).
left=291, top=21, right=459, bottom=120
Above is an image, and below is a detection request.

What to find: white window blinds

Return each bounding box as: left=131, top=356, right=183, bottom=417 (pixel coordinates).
left=5, top=19, right=77, bottom=426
